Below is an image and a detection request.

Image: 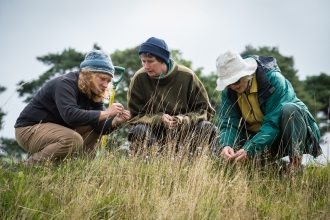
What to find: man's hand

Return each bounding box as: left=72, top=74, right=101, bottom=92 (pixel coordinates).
left=233, top=149, right=248, bottom=162
left=173, top=114, right=190, bottom=125
left=162, top=114, right=178, bottom=129
left=112, top=110, right=131, bottom=127
left=220, top=146, right=235, bottom=161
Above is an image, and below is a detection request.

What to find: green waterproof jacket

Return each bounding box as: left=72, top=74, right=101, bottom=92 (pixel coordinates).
left=217, top=55, right=321, bottom=157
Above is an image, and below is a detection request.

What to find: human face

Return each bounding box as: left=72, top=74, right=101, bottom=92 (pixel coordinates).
left=141, top=56, right=167, bottom=77
left=91, top=73, right=111, bottom=95
left=227, top=78, right=248, bottom=93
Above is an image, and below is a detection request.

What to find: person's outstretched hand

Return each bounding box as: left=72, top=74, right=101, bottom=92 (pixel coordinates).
left=105, top=103, right=125, bottom=117
left=112, top=110, right=130, bottom=127
left=162, top=114, right=178, bottom=129
left=99, top=103, right=125, bottom=121
left=220, top=146, right=235, bottom=161
left=233, top=149, right=248, bottom=162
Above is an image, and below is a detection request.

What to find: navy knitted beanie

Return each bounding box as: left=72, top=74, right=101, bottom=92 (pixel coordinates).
left=138, top=37, right=170, bottom=63
left=80, top=50, right=114, bottom=77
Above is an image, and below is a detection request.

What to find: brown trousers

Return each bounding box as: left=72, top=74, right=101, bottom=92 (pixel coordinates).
left=15, top=123, right=101, bottom=164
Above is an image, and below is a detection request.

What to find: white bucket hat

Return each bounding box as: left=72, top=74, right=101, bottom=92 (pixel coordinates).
left=215, top=49, right=257, bottom=91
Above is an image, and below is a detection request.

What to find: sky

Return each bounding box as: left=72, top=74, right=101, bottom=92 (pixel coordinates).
left=0, top=0, right=330, bottom=139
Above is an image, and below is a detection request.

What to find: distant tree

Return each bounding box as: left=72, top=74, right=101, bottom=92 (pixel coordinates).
left=0, top=85, right=5, bottom=93
left=241, top=45, right=322, bottom=116
left=0, top=85, right=6, bottom=131
left=17, top=44, right=102, bottom=103
left=304, top=73, right=330, bottom=118
left=109, top=46, right=141, bottom=108
left=0, top=137, right=27, bottom=162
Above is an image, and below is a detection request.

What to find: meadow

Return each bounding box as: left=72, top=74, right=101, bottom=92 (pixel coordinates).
left=1, top=142, right=330, bottom=220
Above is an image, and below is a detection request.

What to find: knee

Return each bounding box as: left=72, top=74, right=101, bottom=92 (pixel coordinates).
left=196, top=121, right=217, bottom=132
left=280, top=103, right=306, bottom=131
left=195, top=121, right=218, bottom=141
left=61, top=131, right=84, bottom=152
left=281, top=103, right=300, bottom=118
left=128, top=124, right=149, bottom=142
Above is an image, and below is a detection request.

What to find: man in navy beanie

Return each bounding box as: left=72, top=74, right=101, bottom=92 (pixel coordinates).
left=127, top=37, right=217, bottom=156
left=15, top=50, right=130, bottom=165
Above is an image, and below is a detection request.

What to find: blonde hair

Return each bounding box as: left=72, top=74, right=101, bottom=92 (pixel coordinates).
left=241, top=74, right=254, bottom=82
left=78, top=68, right=112, bottom=102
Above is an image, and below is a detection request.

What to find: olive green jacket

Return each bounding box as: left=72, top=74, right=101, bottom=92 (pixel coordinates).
left=127, top=59, right=215, bottom=125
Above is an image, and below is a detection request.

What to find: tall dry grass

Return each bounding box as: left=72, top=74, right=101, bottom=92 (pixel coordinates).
left=1, top=80, right=329, bottom=219
left=1, top=146, right=330, bottom=219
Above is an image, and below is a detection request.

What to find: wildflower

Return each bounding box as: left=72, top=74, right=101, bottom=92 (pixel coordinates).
left=18, top=172, right=24, bottom=178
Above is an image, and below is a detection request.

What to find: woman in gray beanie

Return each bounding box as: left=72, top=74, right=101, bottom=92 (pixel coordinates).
left=14, top=50, right=130, bottom=165
left=127, top=37, right=217, bottom=155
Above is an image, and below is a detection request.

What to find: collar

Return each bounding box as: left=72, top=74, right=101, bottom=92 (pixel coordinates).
left=155, top=60, right=172, bottom=79
left=245, top=73, right=257, bottom=95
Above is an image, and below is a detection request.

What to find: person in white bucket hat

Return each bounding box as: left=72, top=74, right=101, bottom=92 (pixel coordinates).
left=215, top=49, right=322, bottom=168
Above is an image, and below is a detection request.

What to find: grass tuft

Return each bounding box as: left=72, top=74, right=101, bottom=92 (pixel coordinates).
left=1, top=147, right=330, bottom=219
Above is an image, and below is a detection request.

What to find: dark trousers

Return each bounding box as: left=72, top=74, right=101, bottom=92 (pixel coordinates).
left=237, top=103, right=309, bottom=160
left=128, top=121, right=217, bottom=153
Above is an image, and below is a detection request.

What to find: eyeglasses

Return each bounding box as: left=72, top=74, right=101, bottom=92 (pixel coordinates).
left=227, top=79, right=241, bottom=88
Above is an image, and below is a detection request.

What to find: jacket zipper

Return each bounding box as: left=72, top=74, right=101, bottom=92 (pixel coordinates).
left=246, top=94, right=261, bottom=125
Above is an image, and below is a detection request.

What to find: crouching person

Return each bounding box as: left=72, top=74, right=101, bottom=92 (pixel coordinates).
left=127, top=37, right=217, bottom=156
left=215, top=49, right=322, bottom=168
left=14, top=50, right=130, bottom=165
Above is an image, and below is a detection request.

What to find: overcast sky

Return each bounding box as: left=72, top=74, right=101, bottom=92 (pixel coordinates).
left=0, top=0, right=329, bottom=139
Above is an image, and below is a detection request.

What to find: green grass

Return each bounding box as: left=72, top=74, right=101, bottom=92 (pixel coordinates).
left=1, top=148, right=330, bottom=219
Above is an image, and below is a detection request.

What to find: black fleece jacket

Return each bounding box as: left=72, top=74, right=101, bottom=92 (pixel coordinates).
left=14, top=71, right=115, bottom=135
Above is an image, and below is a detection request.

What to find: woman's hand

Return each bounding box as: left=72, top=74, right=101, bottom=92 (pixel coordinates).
left=99, top=103, right=125, bottom=121
left=220, top=146, right=235, bottom=161
left=233, top=149, right=248, bottom=162
left=112, top=110, right=131, bottom=127
left=105, top=103, right=125, bottom=117
left=162, top=114, right=178, bottom=129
